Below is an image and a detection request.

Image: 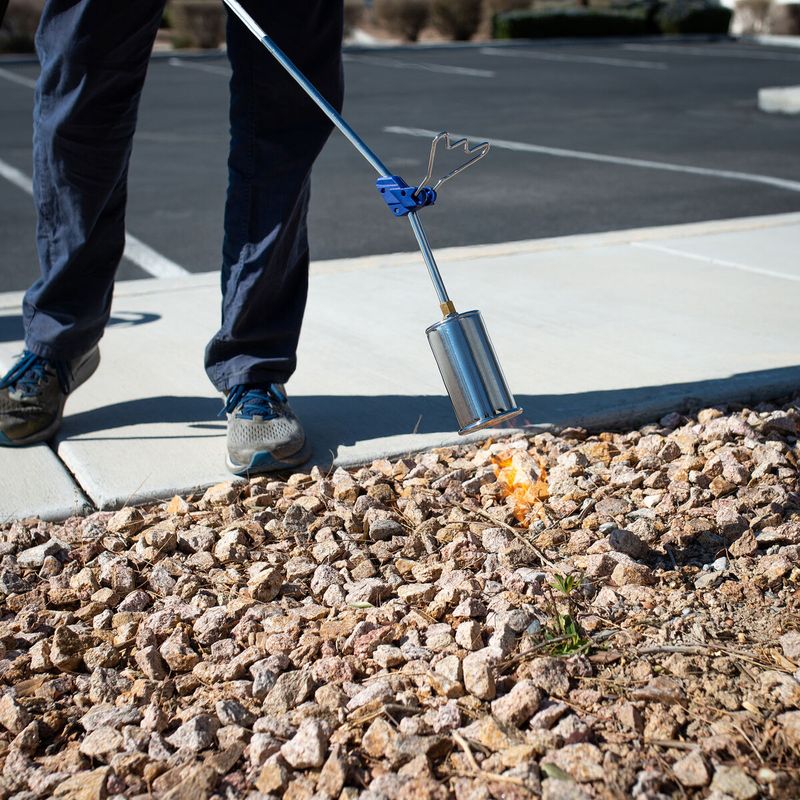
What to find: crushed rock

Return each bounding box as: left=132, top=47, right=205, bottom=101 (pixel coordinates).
left=1, top=397, right=799, bottom=797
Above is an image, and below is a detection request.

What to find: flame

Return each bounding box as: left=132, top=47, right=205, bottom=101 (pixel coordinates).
left=492, top=450, right=549, bottom=524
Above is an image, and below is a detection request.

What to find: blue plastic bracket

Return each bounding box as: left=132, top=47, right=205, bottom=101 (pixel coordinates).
left=376, top=176, right=437, bottom=218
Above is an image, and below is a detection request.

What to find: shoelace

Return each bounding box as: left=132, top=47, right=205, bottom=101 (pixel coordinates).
left=220, top=383, right=288, bottom=419
left=0, top=351, right=71, bottom=396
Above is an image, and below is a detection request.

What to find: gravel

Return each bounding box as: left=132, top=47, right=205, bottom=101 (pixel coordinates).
left=0, top=396, right=799, bottom=798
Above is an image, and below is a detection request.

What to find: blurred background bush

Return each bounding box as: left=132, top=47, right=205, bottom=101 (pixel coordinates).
left=168, top=0, right=225, bottom=49
left=1, top=0, right=798, bottom=53
left=430, top=0, right=484, bottom=39
left=373, top=0, right=431, bottom=41
left=0, top=0, right=42, bottom=53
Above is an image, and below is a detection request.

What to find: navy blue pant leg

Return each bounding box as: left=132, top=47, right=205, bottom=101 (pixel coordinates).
left=24, top=0, right=342, bottom=390
left=23, top=0, right=166, bottom=361
left=204, top=2, right=344, bottom=391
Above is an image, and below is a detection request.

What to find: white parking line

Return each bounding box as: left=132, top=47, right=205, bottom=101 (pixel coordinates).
left=0, top=67, right=37, bottom=89
left=121, top=234, right=190, bottom=278
left=343, top=53, right=495, bottom=78
left=168, top=57, right=232, bottom=77
left=172, top=53, right=497, bottom=79
left=634, top=241, right=800, bottom=283
left=0, top=156, right=189, bottom=278
left=385, top=126, right=800, bottom=194
left=622, top=43, right=800, bottom=62
left=481, top=46, right=667, bottom=70
left=0, top=157, right=32, bottom=193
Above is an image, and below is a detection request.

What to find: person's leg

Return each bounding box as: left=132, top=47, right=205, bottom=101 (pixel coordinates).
left=23, top=0, right=166, bottom=361
left=204, top=0, right=344, bottom=392
left=0, top=0, right=165, bottom=447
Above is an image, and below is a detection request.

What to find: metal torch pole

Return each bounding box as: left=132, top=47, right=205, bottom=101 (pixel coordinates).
left=221, top=0, right=456, bottom=317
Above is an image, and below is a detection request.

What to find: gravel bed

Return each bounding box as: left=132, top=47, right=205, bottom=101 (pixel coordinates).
left=0, top=396, right=799, bottom=800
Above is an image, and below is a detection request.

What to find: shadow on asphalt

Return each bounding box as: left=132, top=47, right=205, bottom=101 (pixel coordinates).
left=55, top=363, right=800, bottom=456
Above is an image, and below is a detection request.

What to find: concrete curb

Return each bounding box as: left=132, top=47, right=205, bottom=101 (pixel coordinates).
left=0, top=446, right=91, bottom=523
left=308, top=211, right=800, bottom=276
left=341, top=33, right=733, bottom=54
left=2, top=209, right=797, bottom=311
left=0, top=33, right=739, bottom=66
left=744, top=34, right=800, bottom=50
left=330, top=365, right=800, bottom=469
left=3, top=209, right=788, bottom=304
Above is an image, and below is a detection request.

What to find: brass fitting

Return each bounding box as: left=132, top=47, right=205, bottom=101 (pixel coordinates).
left=440, top=300, right=457, bottom=317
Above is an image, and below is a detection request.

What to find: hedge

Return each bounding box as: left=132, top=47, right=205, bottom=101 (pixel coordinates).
left=655, top=1, right=733, bottom=33
left=493, top=1, right=732, bottom=38
left=492, top=7, right=651, bottom=38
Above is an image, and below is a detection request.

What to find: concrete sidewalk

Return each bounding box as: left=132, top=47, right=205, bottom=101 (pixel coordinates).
left=2, top=211, right=799, bottom=520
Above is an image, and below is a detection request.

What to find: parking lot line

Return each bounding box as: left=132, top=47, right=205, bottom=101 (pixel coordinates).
left=121, top=234, right=190, bottom=279
left=342, top=53, right=495, bottom=79
left=0, top=66, right=36, bottom=89
left=167, top=57, right=231, bottom=77
left=385, top=126, right=800, bottom=194
left=633, top=241, right=800, bottom=283
left=0, top=157, right=32, bottom=193
left=481, top=47, right=667, bottom=70
left=622, top=43, right=800, bottom=62
left=0, top=156, right=189, bottom=279
left=168, top=54, right=496, bottom=80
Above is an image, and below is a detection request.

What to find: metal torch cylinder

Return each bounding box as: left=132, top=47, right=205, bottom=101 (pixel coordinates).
left=426, top=309, right=523, bottom=435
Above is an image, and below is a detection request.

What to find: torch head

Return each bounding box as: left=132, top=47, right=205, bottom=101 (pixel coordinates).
left=426, top=309, right=523, bottom=435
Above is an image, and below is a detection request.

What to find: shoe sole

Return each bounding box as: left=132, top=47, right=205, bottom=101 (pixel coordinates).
left=226, top=436, right=313, bottom=477
left=0, top=346, right=101, bottom=447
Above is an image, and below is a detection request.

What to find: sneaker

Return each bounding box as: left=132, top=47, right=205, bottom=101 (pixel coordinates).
left=223, top=383, right=312, bottom=476
left=0, top=346, right=100, bottom=446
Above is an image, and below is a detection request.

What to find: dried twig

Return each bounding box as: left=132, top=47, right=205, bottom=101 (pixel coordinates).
left=646, top=739, right=700, bottom=752
left=638, top=642, right=791, bottom=674
left=638, top=645, right=708, bottom=656
left=459, top=503, right=557, bottom=568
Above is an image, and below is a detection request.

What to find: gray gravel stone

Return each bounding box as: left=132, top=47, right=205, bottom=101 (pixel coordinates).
left=280, top=718, right=330, bottom=769
left=166, top=714, right=219, bottom=752
left=16, top=539, right=63, bottom=568
left=463, top=648, right=497, bottom=701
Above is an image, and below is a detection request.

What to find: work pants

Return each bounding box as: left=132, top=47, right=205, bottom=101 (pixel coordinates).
left=23, top=0, right=343, bottom=390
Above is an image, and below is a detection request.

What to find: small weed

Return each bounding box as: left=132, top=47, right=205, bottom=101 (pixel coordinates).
left=543, top=572, right=591, bottom=655
left=551, top=573, right=579, bottom=597
left=546, top=613, right=591, bottom=656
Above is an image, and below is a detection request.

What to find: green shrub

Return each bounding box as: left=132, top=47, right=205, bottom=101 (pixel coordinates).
left=655, top=0, right=732, bottom=32
left=431, top=0, right=483, bottom=39
left=168, top=0, right=225, bottom=49
left=493, top=6, right=650, bottom=37
left=610, top=0, right=663, bottom=32
left=373, top=0, right=430, bottom=42
left=0, top=0, right=43, bottom=53
left=480, top=0, right=531, bottom=35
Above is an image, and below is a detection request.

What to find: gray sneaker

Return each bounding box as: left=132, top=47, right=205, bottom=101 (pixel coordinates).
left=223, top=383, right=311, bottom=476
left=0, top=346, right=100, bottom=446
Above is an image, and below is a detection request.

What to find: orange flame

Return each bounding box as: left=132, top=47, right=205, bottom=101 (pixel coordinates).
left=492, top=450, right=549, bottom=523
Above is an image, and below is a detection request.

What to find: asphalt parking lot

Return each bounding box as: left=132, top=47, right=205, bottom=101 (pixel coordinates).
left=1, top=37, right=800, bottom=291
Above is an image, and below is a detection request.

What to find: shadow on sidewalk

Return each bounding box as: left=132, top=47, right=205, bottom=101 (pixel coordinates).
left=0, top=311, right=161, bottom=345
left=56, top=363, right=800, bottom=457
